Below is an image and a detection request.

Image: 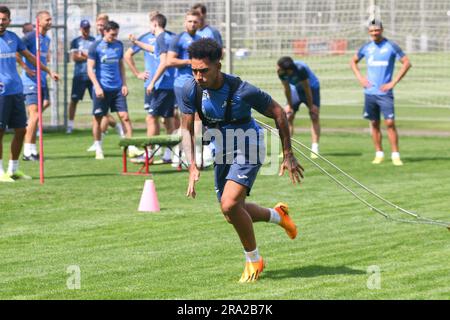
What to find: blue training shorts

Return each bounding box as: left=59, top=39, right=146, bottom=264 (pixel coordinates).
left=144, top=89, right=175, bottom=118
left=71, top=77, right=93, bottom=102
left=92, top=89, right=128, bottom=116
left=290, top=84, right=321, bottom=112
left=364, top=93, right=395, bottom=121
left=0, top=94, right=27, bottom=129
left=24, top=85, right=49, bottom=106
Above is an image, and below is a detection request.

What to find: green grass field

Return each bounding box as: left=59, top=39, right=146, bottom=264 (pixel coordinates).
left=1, top=128, right=449, bottom=299
left=1, top=52, right=449, bottom=300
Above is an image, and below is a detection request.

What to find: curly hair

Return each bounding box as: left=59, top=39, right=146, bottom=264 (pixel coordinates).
left=188, top=38, right=222, bottom=62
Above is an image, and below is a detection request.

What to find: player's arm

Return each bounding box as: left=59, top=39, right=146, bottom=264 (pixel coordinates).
left=119, top=59, right=128, bottom=97
left=124, top=48, right=149, bottom=81
left=350, top=54, right=370, bottom=88
left=380, top=56, right=412, bottom=92
left=71, top=49, right=88, bottom=62
left=281, top=80, right=293, bottom=110
left=147, top=52, right=168, bottom=95
left=16, top=52, right=36, bottom=77
left=19, top=49, right=59, bottom=80
left=181, top=111, right=200, bottom=198
left=166, top=51, right=191, bottom=68
left=129, top=34, right=155, bottom=52
left=263, top=99, right=304, bottom=184
left=87, top=58, right=103, bottom=99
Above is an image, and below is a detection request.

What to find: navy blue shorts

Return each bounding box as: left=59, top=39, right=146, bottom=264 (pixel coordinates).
left=290, top=84, right=321, bottom=112
left=214, top=161, right=262, bottom=202
left=71, top=77, right=93, bottom=102
left=144, top=89, right=175, bottom=118
left=92, top=89, right=128, bottom=117
left=24, top=85, right=49, bottom=106
left=0, top=94, right=27, bottom=129
left=364, top=93, right=395, bottom=121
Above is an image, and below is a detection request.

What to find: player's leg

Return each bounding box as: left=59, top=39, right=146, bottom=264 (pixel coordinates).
left=364, top=94, right=384, bottom=164
left=309, top=87, right=320, bottom=158
left=92, top=91, right=107, bottom=159
left=23, top=102, right=38, bottom=160
left=2, top=95, right=30, bottom=180
left=67, top=77, right=86, bottom=133
left=380, top=94, right=402, bottom=166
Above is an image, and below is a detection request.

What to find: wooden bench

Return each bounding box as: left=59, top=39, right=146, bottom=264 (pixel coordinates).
left=119, top=135, right=185, bottom=176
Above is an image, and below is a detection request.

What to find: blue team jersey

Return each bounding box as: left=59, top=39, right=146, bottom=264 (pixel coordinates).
left=131, top=32, right=157, bottom=88
left=21, top=31, right=50, bottom=88
left=0, top=31, right=27, bottom=96
left=153, top=31, right=176, bottom=90
left=357, top=38, right=405, bottom=95
left=279, top=60, right=320, bottom=95
left=180, top=74, right=272, bottom=152
left=196, top=25, right=223, bottom=46
left=169, top=32, right=201, bottom=88
left=71, top=35, right=96, bottom=79
left=88, top=39, right=124, bottom=91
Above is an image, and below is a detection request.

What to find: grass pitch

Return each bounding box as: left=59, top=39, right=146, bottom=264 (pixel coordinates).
left=1, top=129, right=449, bottom=299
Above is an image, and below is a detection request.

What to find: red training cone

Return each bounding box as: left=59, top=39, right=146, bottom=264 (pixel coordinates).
left=138, top=180, right=160, bottom=212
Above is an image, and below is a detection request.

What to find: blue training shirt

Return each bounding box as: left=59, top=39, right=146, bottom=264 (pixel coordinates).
left=169, top=31, right=201, bottom=89
left=131, top=32, right=158, bottom=88
left=88, top=39, right=124, bottom=91
left=357, top=38, right=405, bottom=95
left=180, top=74, right=272, bottom=153
left=279, top=60, right=320, bottom=96
left=70, top=35, right=96, bottom=80
left=196, top=25, right=223, bottom=47
left=153, top=31, right=176, bottom=90
left=0, top=31, right=26, bottom=96
left=21, top=31, right=51, bottom=89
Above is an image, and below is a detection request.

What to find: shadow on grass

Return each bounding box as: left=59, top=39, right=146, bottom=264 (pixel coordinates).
left=264, top=265, right=365, bottom=279
left=403, top=156, right=450, bottom=163
left=45, top=173, right=118, bottom=180
left=321, top=152, right=363, bottom=157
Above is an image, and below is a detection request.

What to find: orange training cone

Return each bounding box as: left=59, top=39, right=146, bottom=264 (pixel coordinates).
left=138, top=180, right=160, bottom=212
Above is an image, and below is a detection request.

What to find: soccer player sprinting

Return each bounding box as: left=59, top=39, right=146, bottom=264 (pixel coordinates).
left=87, top=21, right=138, bottom=160
left=180, top=39, right=304, bottom=282
left=0, top=6, right=58, bottom=182
left=351, top=19, right=411, bottom=166
left=277, top=56, right=321, bottom=159
left=66, top=19, right=95, bottom=134
left=20, top=11, right=59, bottom=161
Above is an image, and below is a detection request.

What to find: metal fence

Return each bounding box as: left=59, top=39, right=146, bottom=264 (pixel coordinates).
left=4, top=0, right=450, bottom=128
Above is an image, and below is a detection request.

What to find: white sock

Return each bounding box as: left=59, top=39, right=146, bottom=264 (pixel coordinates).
left=24, top=143, right=32, bottom=157
left=269, top=208, right=281, bottom=224
left=95, top=141, right=102, bottom=150
left=7, top=160, right=19, bottom=174
left=163, top=148, right=172, bottom=160
left=391, top=152, right=400, bottom=159
left=68, top=120, right=74, bottom=128
left=31, top=144, right=37, bottom=155
left=244, top=248, right=260, bottom=263
left=116, top=123, right=124, bottom=137
left=0, top=159, right=4, bottom=174
left=376, top=151, right=384, bottom=158
left=311, top=143, right=319, bottom=154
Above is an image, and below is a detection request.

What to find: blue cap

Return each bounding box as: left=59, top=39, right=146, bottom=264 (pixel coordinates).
left=80, top=20, right=91, bottom=29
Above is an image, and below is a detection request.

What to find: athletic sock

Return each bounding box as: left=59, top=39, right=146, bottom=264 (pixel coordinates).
left=0, top=159, right=4, bottom=175
left=311, top=143, right=319, bottom=154
left=163, top=148, right=172, bottom=161
left=31, top=144, right=38, bottom=156
left=68, top=120, right=74, bottom=129
left=391, top=152, right=400, bottom=159
left=7, top=160, right=18, bottom=174
left=376, top=151, right=384, bottom=158
left=269, top=208, right=281, bottom=224
left=244, top=248, right=260, bottom=263
left=24, top=143, right=32, bottom=157
left=116, top=123, right=124, bottom=137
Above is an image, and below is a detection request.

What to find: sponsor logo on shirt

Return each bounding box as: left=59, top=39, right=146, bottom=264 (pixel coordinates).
left=237, top=175, right=248, bottom=179
left=368, top=56, right=388, bottom=67
left=380, top=47, right=389, bottom=54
